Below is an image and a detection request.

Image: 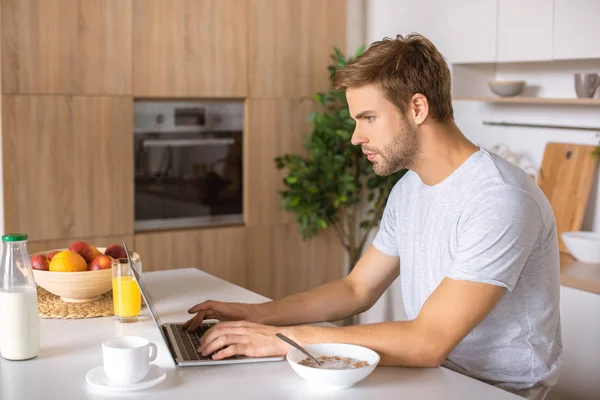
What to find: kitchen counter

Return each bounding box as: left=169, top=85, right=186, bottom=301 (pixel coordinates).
left=560, top=252, right=600, bottom=295
left=0, top=268, right=520, bottom=400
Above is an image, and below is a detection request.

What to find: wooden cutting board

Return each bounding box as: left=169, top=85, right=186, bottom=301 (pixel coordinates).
left=537, top=142, right=598, bottom=253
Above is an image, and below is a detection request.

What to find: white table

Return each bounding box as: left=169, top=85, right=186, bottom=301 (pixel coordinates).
left=0, top=268, right=520, bottom=399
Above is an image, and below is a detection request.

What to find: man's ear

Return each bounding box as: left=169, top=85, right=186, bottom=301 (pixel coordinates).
left=409, top=93, right=429, bottom=125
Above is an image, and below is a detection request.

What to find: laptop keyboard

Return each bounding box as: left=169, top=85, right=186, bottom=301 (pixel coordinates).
left=173, top=322, right=234, bottom=361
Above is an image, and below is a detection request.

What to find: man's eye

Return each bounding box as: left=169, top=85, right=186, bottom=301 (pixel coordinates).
left=365, top=116, right=375, bottom=122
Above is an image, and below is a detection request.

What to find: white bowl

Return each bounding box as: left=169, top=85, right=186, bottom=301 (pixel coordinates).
left=562, top=232, right=600, bottom=264
left=286, top=343, right=380, bottom=390
left=488, top=80, right=526, bottom=97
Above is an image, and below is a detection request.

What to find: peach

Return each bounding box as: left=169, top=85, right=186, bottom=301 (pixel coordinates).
left=68, top=241, right=94, bottom=263
left=90, top=245, right=102, bottom=260
left=105, top=244, right=126, bottom=260
left=31, top=254, right=50, bottom=271
left=88, top=255, right=113, bottom=271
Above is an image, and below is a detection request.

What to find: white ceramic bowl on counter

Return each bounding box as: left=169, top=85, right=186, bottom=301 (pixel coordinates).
left=286, top=343, right=380, bottom=390
left=561, top=232, right=600, bottom=264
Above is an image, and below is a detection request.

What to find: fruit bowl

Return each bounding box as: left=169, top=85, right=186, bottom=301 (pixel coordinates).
left=31, top=246, right=140, bottom=303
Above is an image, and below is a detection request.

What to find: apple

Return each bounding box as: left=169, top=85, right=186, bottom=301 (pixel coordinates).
left=88, top=255, right=113, bottom=271
left=47, top=250, right=59, bottom=261
left=105, top=244, right=126, bottom=260
left=68, top=241, right=94, bottom=263
left=31, top=254, right=50, bottom=271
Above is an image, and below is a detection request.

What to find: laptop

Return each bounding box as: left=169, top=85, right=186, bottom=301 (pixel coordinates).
left=123, top=242, right=285, bottom=367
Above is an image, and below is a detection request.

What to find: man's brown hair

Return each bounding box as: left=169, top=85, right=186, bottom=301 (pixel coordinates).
left=333, top=33, right=453, bottom=122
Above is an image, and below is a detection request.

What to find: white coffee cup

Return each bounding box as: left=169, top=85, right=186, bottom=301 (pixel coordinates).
left=102, top=336, right=158, bottom=385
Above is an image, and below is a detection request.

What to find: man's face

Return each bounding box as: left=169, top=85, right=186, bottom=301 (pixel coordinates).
left=347, top=85, right=420, bottom=176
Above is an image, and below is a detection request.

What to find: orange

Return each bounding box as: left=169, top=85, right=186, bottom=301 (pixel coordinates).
left=49, top=250, right=88, bottom=272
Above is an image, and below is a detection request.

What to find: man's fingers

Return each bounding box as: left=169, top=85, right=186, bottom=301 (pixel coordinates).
left=200, top=325, right=249, bottom=349
left=188, top=300, right=215, bottom=314
left=185, top=313, right=206, bottom=332
left=202, top=334, right=248, bottom=356
left=212, top=345, right=243, bottom=360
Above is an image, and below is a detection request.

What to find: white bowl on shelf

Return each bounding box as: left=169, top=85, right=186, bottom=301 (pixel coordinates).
left=561, top=232, right=600, bottom=264
left=488, top=80, right=526, bottom=97
left=286, top=343, right=380, bottom=390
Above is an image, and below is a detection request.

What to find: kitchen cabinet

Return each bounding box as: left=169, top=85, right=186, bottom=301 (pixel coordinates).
left=133, top=0, right=247, bottom=98
left=133, top=226, right=247, bottom=288
left=443, top=0, right=497, bottom=63
left=497, top=0, right=553, bottom=62
left=1, top=0, right=132, bottom=95
left=27, top=235, right=135, bottom=255
left=246, top=223, right=344, bottom=300
left=554, top=0, right=600, bottom=60
left=248, top=0, right=346, bottom=97
left=2, top=96, right=133, bottom=241
left=245, top=98, right=314, bottom=227
left=366, top=0, right=450, bottom=63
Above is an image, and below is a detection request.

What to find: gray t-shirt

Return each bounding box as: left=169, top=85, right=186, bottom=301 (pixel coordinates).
left=372, top=149, right=562, bottom=398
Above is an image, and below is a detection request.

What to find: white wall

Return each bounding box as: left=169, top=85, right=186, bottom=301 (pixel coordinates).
left=365, top=1, right=600, bottom=398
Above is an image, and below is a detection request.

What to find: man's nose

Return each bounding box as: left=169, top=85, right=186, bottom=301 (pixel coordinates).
left=350, top=129, right=367, bottom=146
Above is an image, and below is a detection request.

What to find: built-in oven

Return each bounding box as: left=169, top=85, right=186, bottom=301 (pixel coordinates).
left=133, top=100, right=244, bottom=231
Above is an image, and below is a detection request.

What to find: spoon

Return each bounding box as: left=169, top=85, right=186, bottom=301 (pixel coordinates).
left=276, top=333, right=321, bottom=366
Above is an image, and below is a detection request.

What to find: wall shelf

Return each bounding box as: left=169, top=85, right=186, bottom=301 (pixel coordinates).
left=453, top=96, right=600, bottom=106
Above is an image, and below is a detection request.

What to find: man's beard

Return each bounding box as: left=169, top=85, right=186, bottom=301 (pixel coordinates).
left=368, top=120, right=420, bottom=176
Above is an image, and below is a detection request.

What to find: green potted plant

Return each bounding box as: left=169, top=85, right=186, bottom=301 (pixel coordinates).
left=275, top=47, right=407, bottom=272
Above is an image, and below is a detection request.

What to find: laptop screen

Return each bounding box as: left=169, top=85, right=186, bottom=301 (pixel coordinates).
left=130, top=263, right=162, bottom=326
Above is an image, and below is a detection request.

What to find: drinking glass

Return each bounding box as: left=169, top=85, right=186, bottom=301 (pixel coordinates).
left=112, top=256, right=142, bottom=323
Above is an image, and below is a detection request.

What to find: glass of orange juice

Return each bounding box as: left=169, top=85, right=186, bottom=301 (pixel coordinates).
left=112, top=257, right=142, bottom=323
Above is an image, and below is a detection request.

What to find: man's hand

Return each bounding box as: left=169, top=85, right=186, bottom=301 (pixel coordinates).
left=197, top=321, right=291, bottom=360
left=184, top=301, right=263, bottom=332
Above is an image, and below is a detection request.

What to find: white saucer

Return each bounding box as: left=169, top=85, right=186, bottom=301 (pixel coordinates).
left=86, top=364, right=166, bottom=392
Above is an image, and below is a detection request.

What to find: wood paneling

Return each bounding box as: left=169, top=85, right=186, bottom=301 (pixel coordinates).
left=246, top=223, right=344, bottom=300
left=248, top=0, right=346, bottom=98
left=2, top=96, right=134, bottom=241
left=1, top=0, right=132, bottom=94
left=134, top=226, right=247, bottom=287
left=28, top=234, right=134, bottom=255
left=245, top=98, right=314, bottom=226
left=133, top=0, right=247, bottom=97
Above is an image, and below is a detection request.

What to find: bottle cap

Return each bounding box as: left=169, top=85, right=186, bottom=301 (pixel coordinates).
left=1, top=233, right=28, bottom=242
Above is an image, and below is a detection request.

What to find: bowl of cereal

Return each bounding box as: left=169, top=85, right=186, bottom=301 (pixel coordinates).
left=286, top=343, right=380, bottom=390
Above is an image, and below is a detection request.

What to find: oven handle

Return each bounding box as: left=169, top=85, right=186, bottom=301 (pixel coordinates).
left=142, top=138, right=235, bottom=147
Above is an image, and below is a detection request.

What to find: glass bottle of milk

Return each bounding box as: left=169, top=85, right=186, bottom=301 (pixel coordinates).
left=0, top=233, right=40, bottom=360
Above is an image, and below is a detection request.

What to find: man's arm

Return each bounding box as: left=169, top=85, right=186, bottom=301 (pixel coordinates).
left=185, top=245, right=399, bottom=330
left=286, top=278, right=506, bottom=367
left=198, top=277, right=506, bottom=364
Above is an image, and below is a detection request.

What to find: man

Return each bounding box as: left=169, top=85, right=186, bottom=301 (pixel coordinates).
left=184, top=34, right=562, bottom=399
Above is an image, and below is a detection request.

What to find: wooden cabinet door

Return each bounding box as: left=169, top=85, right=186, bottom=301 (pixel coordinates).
left=133, top=0, right=247, bottom=98
left=2, top=96, right=133, bottom=241
left=246, top=223, right=344, bottom=300
left=498, top=0, right=553, bottom=62
left=28, top=235, right=134, bottom=255
left=248, top=0, right=346, bottom=98
left=133, top=226, right=247, bottom=287
left=245, top=98, right=314, bottom=226
left=1, top=0, right=132, bottom=94
left=554, top=0, right=600, bottom=60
